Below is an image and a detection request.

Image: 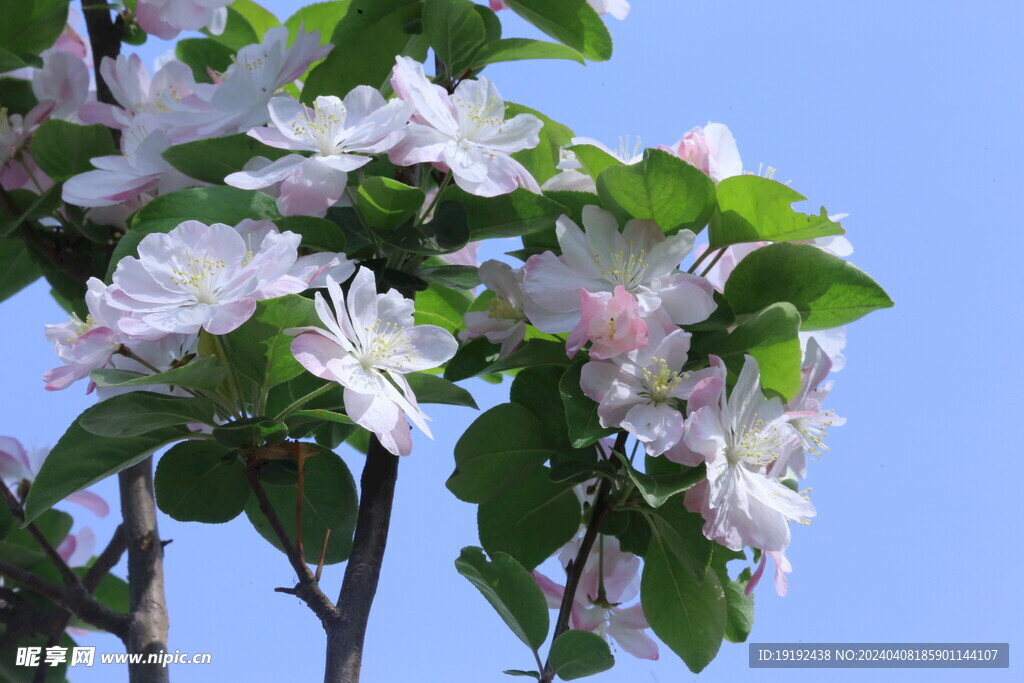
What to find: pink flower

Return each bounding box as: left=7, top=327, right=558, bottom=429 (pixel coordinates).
left=660, top=123, right=743, bottom=183
left=135, top=0, right=232, bottom=41
left=566, top=286, right=648, bottom=360
left=533, top=534, right=658, bottom=660
left=79, top=54, right=202, bottom=132
left=226, top=90, right=412, bottom=217
left=388, top=56, right=542, bottom=197
left=288, top=268, right=458, bottom=456
left=106, top=220, right=305, bottom=336
left=459, top=260, right=528, bottom=358
left=0, top=437, right=109, bottom=517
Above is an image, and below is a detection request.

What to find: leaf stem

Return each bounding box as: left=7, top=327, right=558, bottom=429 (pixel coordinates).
left=272, top=381, right=337, bottom=422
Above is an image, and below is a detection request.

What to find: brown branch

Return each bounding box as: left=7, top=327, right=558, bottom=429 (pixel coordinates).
left=118, top=458, right=170, bottom=683
left=324, top=434, right=400, bottom=683
left=0, top=486, right=84, bottom=589
left=81, top=1, right=124, bottom=108
left=244, top=461, right=340, bottom=624
left=0, top=559, right=130, bottom=639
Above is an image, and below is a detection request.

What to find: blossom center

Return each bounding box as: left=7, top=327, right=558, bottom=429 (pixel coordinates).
left=487, top=297, right=522, bottom=321
left=169, top=251, right=226, bottom=304
left=360, top=318, right=411, bottom=370
left=726, top=416, right=785, bottom=467
left=640, top=358, right=683, bottom=404
left=292, top=99, right=346, bottom=156
left=597, top=248, right=649, bottom=291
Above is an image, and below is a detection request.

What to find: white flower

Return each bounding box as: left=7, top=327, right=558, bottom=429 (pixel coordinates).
left=522, top=206, right=716, bottom=333
left=226, top=89, right=412, bottom=216
left=580, top=326, right=699, bottom=456
left=288, top=268, right=458, bottom=455
left=459, top=260, right=528, bottom=357
left=671, top=355, right=816, bottom=552
left=388, top=56, right=542, bottom=197
left=105, top=220, right=305, bottom=336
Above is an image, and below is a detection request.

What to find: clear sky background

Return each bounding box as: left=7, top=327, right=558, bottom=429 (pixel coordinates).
left=2, top=0, right=1022, bottom=681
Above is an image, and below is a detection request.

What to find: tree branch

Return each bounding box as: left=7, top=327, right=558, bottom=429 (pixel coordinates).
left=539, top=432, right=625, bottom=683
left=0, top=485, right=84, bottom=589
left=118, top=458, right=170, bottom=683
left=244, top=461, right=340, bottom=624
left=81, top=1, right=124, bottom=108
left=323, top=434, right=399, bottom=683
left=0, top=559, right=130, bottom=639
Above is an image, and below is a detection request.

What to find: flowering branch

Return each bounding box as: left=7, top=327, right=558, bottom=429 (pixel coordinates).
left=539, top=432, right=626, bottom=683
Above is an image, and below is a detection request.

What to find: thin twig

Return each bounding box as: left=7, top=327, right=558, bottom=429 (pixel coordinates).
left=0, top=486, right=84, bottom=589
left=244, top=462, right=340, bottom=624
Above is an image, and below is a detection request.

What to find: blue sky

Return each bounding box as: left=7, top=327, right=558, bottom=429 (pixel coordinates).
left=2, top=0, right=1021, bottom=680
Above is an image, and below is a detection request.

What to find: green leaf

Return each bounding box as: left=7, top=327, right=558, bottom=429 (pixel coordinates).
left=222, top=295, right=322, bottom=396
left=284, top=2, right=351, bottom=44
left=597, top=148, right=716, bottom=234
left=548, top=629, right=615, bottom=680
left=567, top=143, right=621, bottom=179
left=510, top=365, right=570, bottom=444
left=418, top=264, right=481, bottom=289
left=275, top=215, right=347, bottom=252
left=203, top=6, right=258, bottom=49
left=0, top=509, right=72, bottom=569
left=559, top=358, right=616, bottom=449
left=454, top=546, right=550, bottom=650
left=212, top=417, right=290, bottom=448
left=709, top=175, right=844, bottom=248
left=505, top=0, right=612, bottom=62
left=447, top=186, right=568, bottom=240
left=405, top=372, right=478, bottom=408
left=231, top=0, right=281, bottom=38
left=30, top=121, right=116, bottom=182
left=377, top=200, right=470, bottom=254
left=0, top=48, right=35, bottom=72
left=641, top=535, right=727, bottom=673
left=0, top=77, right=38, bottom=117
left=507, top=103, right=575, bottom=185
left=90, top=357, right=230, bottom=393
left=447, top=403, right=554, bottom=504
left=729, top=302, right=802, bottom=399
left=502, top=671, right=540, bottom=679
left=355, top=176, right=425, bottom=229
left=620, top=459, right=706, bottom=508
left=724, top=243, right=894, bottom=330
left=290, top=409, right=354, bottom=425
left=154, top=441, right=250, bottom=523
left=423, top=0, right=486, bottom=77
left=0, top=238, right=41, bottom=303
left=645, top=500, right=714, bottom=581
left=245, top=448, right=358, bottom=564
left=175, top=38, right=235, bottom=83
left=23, top=424, right=188, bottom=523
left=475, top=4, right=502, bottom=42
left=414, top=283, right=472, bottom=333
left=0, top=497, right=12, bottom=539
left=303, top=0, right=425, bottom=102
left=474, top=39, right=585, bottom=69
left=718, top=564, right=754, bottom=644
left=78, top=392, right=217, bottom=438
left=162, top=133, right=289, bottom=184
left=0, top=0, right=69, bottom=57
left=445, top=338, right=570, bottom=382
left=478, top=467, right=580, bottom=570
left=1, top=186, right=62, bottom=238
